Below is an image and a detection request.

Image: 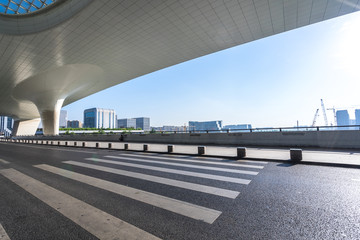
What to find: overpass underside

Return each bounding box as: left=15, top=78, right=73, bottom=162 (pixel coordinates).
left=0, top=0, right=359, bottom=135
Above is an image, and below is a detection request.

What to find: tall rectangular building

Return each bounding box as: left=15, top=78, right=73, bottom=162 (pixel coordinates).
left=0, top=116, right=14, bottom=137
left=355, top=109, right=360, bottom=125
left=135, top=117, right=150, bottom=131
left=59, top=110, right=68, bottom=128
left=336, top=110, right=350, bottom=126
left=118, top=118, right=136, bottom=129
left=83, top=108, right=116, bottom=128
left=189, top=120, right=222, bottom=131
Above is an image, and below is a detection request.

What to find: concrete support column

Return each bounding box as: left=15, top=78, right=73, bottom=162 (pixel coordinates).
left=12, top=118, right=41, bottom=136
left=38, top=99, right=64, bottom=136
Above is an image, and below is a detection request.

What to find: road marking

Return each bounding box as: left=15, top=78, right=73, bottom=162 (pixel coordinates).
left=0, top=168, right=160, bottom=240
left=35, top=164, right=222, bottom=224
left=106, top=155, right=258, bottom=175
left=83, top=158, right=251, bottom=184
left=0, top=159, right=9, bottom=164
left=122, top=153, right=269, bottom=164
left=62, top=161, right=239, bottom=199
left=5, top=143, right=97, bottom=154
left=118, top=153, right=264, bottom=169
left=0, top=223, right=10, bottom=240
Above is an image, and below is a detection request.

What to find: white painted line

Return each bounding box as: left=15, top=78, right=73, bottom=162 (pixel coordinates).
left=0, top=223, right=11, bottom=240
left=35, top=164, right=222, bottom=224
left=0, top=159, right=9, bottom=164
left=119, top=153, right=264, bottom=169
left=6, top=143, right=97, bottom=154
left=0, top=168, right=160, bottom=240
left=352, top=179, right=360, bottom=182
left=62, top=161, right=239, bottom=199
left=106, top=155, right=258, bottom=175
left=83, top=158, right=251, bottom=185
left=193, top=156, right=268, bottom=164
left=121, top=153, right=269, bottom=164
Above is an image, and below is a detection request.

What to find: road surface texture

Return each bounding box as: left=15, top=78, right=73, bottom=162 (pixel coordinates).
left=0, top=142, right=359, bottom=239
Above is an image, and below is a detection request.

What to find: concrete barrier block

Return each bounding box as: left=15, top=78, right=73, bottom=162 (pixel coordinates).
left=198, top=146, right=206, bottom=155
left=124, top=144, right=128, bottom=150
left=237, top=147, right=246, bottom=158
left=290, top=148, right=302, bottom=161
left=168, top=145, right=174, bottom=153
left=143, top=144, right=148, bottom=151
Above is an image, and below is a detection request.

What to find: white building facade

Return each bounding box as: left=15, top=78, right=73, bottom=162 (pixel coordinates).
left=84, top=108, right=116, bottom=129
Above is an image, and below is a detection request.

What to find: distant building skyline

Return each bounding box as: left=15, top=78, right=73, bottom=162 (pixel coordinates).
left=59, top=110, right=68, bottom=128
left=67, top=120, right=82, bottom=128
left=355, top=109, right=360, bottom=125
left=336, top=110, right=350, bottom=126
left=118, top=118, right=136, bottom=129
left=222, top=124, right=252, bottom=130
left=189, top=121, right=222, bottom=131
left=135, top=117, right=150, bottom=131
left=0, top=116, right=13, bottom=137
left=83, top=108, right=116, bottom=129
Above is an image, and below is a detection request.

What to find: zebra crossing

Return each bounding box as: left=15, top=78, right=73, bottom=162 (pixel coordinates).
left=0, top=152, right=267, bottom=239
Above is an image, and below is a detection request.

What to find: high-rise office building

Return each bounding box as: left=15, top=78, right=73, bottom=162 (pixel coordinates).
left=135, top=117, right=150, bottom=131
left=67, top=120, right=82, bottom=128
left=118, top=118, right=136, bottom=129
left=59, top=110, right=68, bottom=128
left=355, top=109, right=360, bottom=125
left=336, top=110, right=350, bottom=126
left=0, top=116, right=14, bottom=137
left=189, top=120, right=222, bottom=131
left=83, top=108, right=116, bottom=128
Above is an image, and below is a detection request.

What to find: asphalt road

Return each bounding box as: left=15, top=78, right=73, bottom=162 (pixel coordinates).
left=0, top=142, right=359, bottom=240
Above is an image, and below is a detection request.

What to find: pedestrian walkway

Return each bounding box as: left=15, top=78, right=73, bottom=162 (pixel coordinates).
left=0, top=151, right=267, bottom=239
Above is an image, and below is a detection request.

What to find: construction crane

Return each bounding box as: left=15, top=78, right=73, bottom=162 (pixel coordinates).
left=321, top=99, right=328, bottom=126
left=327, top=107, right=337, bottom=126
left=312, top=109, right=319, bottom=126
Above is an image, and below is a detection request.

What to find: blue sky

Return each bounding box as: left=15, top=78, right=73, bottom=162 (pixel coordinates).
left=63, top=11, right=360, bottom=128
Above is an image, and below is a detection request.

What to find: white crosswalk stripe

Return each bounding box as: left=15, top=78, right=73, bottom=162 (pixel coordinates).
left=0, top=152, right=266, bottom=239
left=63, top=160, right=240, bottom=199
left=83, top=157, right=252, bottom=184
left=0, top=223, right=11, bottom=240
left=0, top=168, right=160, bottom=240
left=124, top=152, right=268, bottom=164
left=105, top=155, right=259, bottom=175
left=119, top=153, right=265, bottom=169
left=35, top=164, right=222, bottom=223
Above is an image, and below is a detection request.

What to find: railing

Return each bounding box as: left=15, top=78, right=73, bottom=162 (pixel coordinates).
left=10, top=124, right=360, bottom=138
left=146, top=124, right=360, bottom=134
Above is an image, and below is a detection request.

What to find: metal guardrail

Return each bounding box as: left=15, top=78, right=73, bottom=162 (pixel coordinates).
left=146, top=124, right=360, bottom=135
left=8, top=124, right=360, bottom=138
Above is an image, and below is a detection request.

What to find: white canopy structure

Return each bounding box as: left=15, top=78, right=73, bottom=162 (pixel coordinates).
left=0, top=0, right=358, bottom=135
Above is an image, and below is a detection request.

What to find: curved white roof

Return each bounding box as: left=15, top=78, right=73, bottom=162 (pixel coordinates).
left=0, top=0, right=358, bottom=121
